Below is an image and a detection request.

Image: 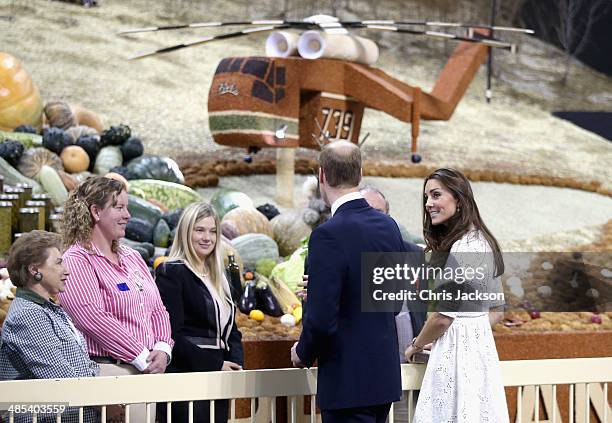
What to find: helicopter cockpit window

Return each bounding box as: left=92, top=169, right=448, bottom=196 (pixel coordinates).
left=214, top=58, right=233, bottom=74
left=242, top=59, right=270, bottom=79
left=275, top=67, right=285, bottom=85
left=266, top=63, right=275, bottom=86
left=229, top=58, right=244, bottom=73
left=252, top=80, right=274, bottom=103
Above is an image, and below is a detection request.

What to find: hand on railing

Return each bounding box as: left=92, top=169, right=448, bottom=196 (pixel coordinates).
left=143, top=350, right=169, bottom=374
left=106, top=404, right=125, bottom=423
left=291, top=341, right=305, bottom=368
left=222, top=361, right=243, bottom=371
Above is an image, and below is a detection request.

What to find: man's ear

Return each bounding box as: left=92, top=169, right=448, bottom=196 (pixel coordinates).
left=318, top=168, right=325, bottom=185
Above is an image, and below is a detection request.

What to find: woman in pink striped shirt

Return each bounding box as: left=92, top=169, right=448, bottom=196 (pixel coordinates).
left=59, top=176, right=174, bottom=423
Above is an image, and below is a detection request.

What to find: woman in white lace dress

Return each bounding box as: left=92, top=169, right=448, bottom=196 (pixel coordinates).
left=405, top=168, right=509, bottom=423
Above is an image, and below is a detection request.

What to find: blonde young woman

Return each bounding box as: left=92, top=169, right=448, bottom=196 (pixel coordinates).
left=155, top=202, right=243, bottom=423
left=59, top=176, right=173, bottom=423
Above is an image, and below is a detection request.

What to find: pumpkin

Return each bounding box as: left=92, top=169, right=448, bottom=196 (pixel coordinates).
left=17, top=147, right=63, bottom=179
left=64, top=125, right=98, bottom=145
left=221, top=220, right=240, bottom=240
left=60, top=145, right=90, bottom=173
left=270, top=209, right=312, bottom=256
left=230, top=233, right=279, bottom=269
left=126, top=155, right=185, bottom=184
left=210, top=189, right=254, bottom=219
left=44, top=101, right=76, bottom=130
left=0, top=156, right=43, bottom=193
left=72, top=105, right=104, bottom=133
left=0, top=52, right=43, bottom=131
left=94, top=146, right=122, bottom=175
left=222, top=207, right=273, bottom=238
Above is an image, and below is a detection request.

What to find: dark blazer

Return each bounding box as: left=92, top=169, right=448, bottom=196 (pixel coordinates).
left=155, top=261, right=243, bottom=372
left=296, top=198, right=405, bottom=410
left=403, top=241, right=427, bottom=337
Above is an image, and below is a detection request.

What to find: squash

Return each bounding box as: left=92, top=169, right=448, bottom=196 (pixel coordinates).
left=126, top=155, right=184, bottom=184
left=125, top=217, right=154, bottom=243
left=57, top=170, right=79, bottom=191
left=153, top=219, right=171, bottom=248
left=0, top=53, right=43, bottom=131
left=270, top=209, right=312, bottom=256
left=17, top=147, right=64, bottom=179
left=44, top=101, right=76, bottom=130
left=128, top=179, right=201, bottom=210
left=38, top=165, right=69, bottom=206
left=64, top=125, right=98, bottom=145
left=0, top=130, right=42, bottom=148
left=72, top=105, right=104, bottom=133
left=210, top=189, right=254, bottom=219
left=60, top=145, right=90, bottom=173
left=222, top=207, right=273, bottom=237
left=0, top=156, right=43, bottom=192
left=127, top=194, right=162, bottom=227
left=94, top=146, right=122, bottom=175
left=230, top=233, right=279, bottom=269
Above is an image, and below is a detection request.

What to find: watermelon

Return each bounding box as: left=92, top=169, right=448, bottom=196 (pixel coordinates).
left=210, top=189, right=253, bottom=219
left=128, top=179, right=201, bottom=210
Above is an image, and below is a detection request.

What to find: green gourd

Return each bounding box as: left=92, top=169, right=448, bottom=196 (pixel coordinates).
left=38, top=165, right=68, bottom=206
left=94, top=146, right=123, bottom=175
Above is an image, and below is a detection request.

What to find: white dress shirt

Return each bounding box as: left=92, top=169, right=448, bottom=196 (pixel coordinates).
left=330, top=191, right=364, bottom=217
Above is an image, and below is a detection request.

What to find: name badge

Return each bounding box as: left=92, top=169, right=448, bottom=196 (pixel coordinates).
left=116, top=282, right=130, bottom=291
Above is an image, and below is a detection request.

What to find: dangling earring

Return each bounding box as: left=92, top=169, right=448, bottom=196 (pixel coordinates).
left=33, top=272, right=43, bottom=282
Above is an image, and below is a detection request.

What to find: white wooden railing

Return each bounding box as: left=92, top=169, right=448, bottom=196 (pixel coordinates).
left=0, top=358, right=610, bottom=423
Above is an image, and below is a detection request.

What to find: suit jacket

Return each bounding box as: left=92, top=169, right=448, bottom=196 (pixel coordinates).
left=296, top=198, right=405, bottom=410
left=403, top=241, right=427, bottom=336
left=155, top=261, right=243, bottom=372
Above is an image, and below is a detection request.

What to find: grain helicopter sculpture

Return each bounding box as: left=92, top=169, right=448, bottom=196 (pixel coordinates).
left=120, top=15, right=533, bottom=164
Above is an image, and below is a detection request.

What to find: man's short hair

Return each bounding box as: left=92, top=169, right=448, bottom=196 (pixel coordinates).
left=359, top=185, right=390, bottom=214
left=319, top=141, right=361, bottom=188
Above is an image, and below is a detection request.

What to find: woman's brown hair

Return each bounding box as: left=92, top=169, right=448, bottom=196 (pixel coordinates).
left=61, top=176, right=125, bottom=252
left=7, top=230, right=62, bottom=288
left=422, top=168, right=504, bottom=276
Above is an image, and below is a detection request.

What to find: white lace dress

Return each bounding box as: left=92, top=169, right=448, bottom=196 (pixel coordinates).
left=413, top=231, right=509, bottom=423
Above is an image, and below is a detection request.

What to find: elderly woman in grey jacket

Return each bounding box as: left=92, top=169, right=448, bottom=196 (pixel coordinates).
left=0, top=230, right=99, bottom=423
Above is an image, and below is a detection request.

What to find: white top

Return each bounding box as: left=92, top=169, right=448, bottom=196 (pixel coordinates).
left=436, top=230, right=504, bottom=318
left=330, top=191, right=363, bottom=217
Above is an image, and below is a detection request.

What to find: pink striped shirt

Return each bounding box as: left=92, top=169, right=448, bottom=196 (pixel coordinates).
left=59, top=242, right=174, bottom=370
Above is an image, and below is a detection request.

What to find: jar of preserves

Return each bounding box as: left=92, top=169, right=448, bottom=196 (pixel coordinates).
left=0, top=201, right=12, bottom=257
left=19, top=207, right=39, bottom=234
left=15, top=183, right=32, bottom=203
left=25, top=200, right=46, bottom=230
left=0, top=194, right=19, bottom=231
left=31, top=193, right=52, bottom=227
left=48, top=213, right=63, bottom=233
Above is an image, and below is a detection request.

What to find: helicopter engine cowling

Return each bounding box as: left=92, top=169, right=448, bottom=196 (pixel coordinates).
left=297, top=30, right=379, bottom=66
left=265, top=31, right=300, bottom=58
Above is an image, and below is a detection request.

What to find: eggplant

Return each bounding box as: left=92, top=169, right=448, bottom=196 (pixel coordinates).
left=239, top=281, right=257, bottom=315
left=255, top=281, right=283, bottom=317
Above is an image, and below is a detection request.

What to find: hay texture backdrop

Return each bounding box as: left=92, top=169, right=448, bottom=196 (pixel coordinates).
left=1, top=0, right=611, bottom=250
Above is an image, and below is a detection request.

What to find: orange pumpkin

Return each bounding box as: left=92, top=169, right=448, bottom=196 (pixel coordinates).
left=221, top=207, right=273, bottom=237
left=0, top=53, right=43, bottom=131
left=60, top=145, right=90, bottom=173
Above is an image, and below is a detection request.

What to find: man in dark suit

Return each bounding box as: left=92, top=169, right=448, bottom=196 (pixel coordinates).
left=358, top=185, right=427, bottom=343
left=290, top=141, right=405, bottom=423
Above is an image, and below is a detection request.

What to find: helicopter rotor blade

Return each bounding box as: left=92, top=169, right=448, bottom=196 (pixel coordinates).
left=486, top=0, right=497, bottom=103
left=119, top=20, right=313, bottom=35
left=343, top=20, right=534, bottom=34
left=361, top=25, right=517, bottom=52
left=128, top=24, right=290, bottom=60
